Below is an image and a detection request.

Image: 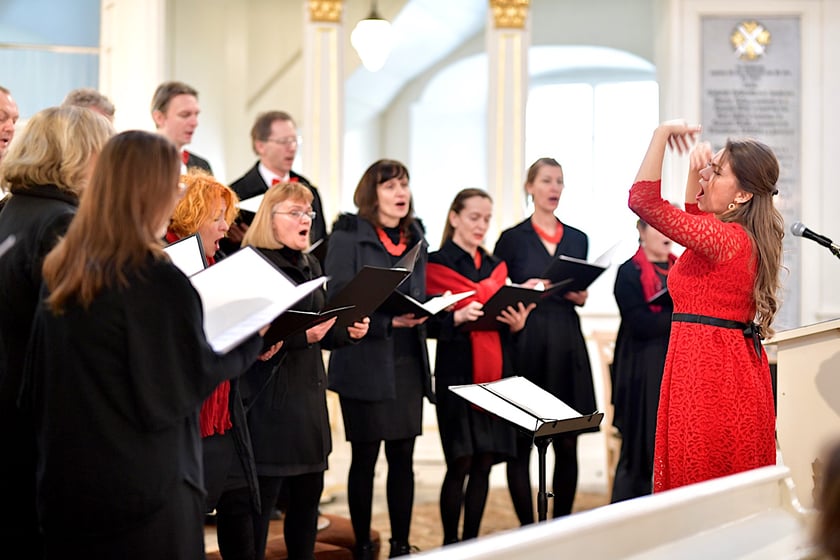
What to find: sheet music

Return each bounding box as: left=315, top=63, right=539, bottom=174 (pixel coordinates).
left=479, top=377, right=583, bottom=421
left=448, top=384, right=541, bottom=432
left=593, top=241, right=621, bottom=267
left=189, top=246, right=326, bottom=353
left=0, top=234, right=15, bottom=259
left=164, top=234, right=207, bottom=277
left=238, top=193, right=264, bottom=214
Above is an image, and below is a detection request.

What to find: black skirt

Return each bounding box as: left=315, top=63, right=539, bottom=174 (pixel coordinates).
left=340, top=350, right=424, bottom=443
left=514, top=300, right=598, bottom=432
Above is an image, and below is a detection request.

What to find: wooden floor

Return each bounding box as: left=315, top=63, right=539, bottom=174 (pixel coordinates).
left=206, top=390, right=615, bottom=556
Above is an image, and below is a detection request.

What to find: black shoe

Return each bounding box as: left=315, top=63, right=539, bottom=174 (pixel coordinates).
left=354, top=541, right=374, bottom=560
left=389, top=538, right=420, bottom=557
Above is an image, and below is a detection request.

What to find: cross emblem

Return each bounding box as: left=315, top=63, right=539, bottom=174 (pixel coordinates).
left=730, top=21, right=771, bottom=61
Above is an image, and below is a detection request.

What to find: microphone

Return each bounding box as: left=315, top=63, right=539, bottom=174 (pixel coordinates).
left=791, top=221, right=840, bottom=253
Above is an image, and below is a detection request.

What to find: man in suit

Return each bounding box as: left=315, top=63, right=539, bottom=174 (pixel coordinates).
left=0, top=85, right=20, bottom=211
left=0, top=85, right=19, bottom=164
left=226, top=111, right=326, bottom=254
left=151, top=81, right=213, bottom=174
left=62, top=88, right=116, bottom=123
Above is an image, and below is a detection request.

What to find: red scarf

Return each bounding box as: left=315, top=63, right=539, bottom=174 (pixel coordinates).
left=631, top=246, right=676, bottom=312
left=532, top=219, right=564, bottom=244
left=426, top=260, right=508, bottom=384
left=377, top=227, right=408, bottom=256
left=165, top=230, right=231, bottom=437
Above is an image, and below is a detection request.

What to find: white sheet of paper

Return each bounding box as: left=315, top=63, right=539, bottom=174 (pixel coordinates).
left=416, top=290, right=476, bottom=315
left=189, top=246, right=326, bottom=353
left=448, top=383, right=541, bottom=432
left=593, top=241, right=621, bottom=267
left=481, top=377, right=583, bottom=421
left=164, top=234, right=206, bottom=277
left=0, top=234, right=16, bottom=259
left=238, top=193, right=264, bottom=214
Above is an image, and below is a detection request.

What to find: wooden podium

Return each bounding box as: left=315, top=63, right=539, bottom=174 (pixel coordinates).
left=766, top=318, right=840, bottom=509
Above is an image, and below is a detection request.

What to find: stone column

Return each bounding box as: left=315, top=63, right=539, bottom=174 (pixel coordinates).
left=486, top=0, right=531, bottom=234
left=99, top=0, right=167, bottom=132
left=303, top=0, right=345, bottom=226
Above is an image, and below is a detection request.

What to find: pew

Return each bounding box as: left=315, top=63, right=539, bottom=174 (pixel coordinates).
left=413, top=465, right=820, bottom=559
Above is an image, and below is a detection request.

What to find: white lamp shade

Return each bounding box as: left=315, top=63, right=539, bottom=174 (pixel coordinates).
left=351, top=17, right=393, bottom=72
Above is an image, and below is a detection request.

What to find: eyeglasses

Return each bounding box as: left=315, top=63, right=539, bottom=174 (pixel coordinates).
left=264, top=136, right=301, bottom=147
left=273, top=210, right=317, bottom=222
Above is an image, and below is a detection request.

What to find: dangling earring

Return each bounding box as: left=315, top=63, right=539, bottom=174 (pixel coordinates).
left=728, top=202, right=736, bottom=211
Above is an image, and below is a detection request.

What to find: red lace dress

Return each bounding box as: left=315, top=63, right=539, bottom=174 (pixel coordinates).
left=629, top=180, right=776, bottom=492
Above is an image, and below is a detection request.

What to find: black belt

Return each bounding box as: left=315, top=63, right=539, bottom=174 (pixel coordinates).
left=672, top=313, right=763, bottom=358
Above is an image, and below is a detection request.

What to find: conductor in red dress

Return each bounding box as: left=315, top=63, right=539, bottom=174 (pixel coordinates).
left=628, top=121, right=783, bottom=491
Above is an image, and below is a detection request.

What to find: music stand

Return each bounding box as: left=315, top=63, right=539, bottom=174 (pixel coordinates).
left=449, top=376, right=604, bottom=522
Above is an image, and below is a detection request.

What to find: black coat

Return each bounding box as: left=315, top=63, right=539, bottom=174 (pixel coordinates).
left=0, top=184, right=78, bottom=550
left=27, top=257, right=262, bottom=546
left=229, top=163, right=327, bottom=244
left=324, top=213, right=432, bottom=402
left=610, top=257, right=672, bottom=502
left=243, top=248, right=335, bottom=476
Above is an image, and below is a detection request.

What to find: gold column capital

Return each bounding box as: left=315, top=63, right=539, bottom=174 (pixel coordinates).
left=489, top=0, right=530, bottom=30
left=308, top=0, right=342, bottom=23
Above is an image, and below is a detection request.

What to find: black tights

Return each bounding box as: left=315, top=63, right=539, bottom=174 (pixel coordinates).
left=347, top=438, right=416, bottom=545
left=439, top=452, right=495, bottom=543
left=255, top=472, right=324, bottom=560
left=506, top=434, right=578, bottom=524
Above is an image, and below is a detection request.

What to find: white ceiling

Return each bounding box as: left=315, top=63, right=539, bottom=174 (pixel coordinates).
left=345, top=0, right=488, bottom=126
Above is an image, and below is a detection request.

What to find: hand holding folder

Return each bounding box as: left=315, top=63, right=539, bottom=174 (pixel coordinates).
left=325, top=241, right=423, bottom=328
left=188, top=246, right=326, bottom=353
left=459, top=281, right=568, bottom=332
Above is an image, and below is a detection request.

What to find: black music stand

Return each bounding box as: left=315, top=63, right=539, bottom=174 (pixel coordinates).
left=449, top=376, right=604, bottom=522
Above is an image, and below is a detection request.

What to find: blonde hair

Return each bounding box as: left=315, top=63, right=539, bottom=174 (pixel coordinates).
left=169, top=169, right=239, bottom=238
left=43, top=131, right=181, bottom=311
left=241, top=182, right=313, bottom=249
left=0, top=106, right=114, bottom=195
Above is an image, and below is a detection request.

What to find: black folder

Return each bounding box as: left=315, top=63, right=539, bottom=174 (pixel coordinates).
left=459, top=283, right=565, bottom=332
left=164, top=233, right=208, bottom=277
left=541, top=255, right=607, bottom=293
left=647, top=287, right=672, bottom=306
left=326, top=266, right=412, bottom=328
left=260, top=305, right=354, bottom=352
left=379, top=290, right=475, bottom=318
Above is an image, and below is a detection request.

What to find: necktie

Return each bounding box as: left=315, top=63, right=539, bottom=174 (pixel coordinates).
left=271, top=178, right=281, bottom=186
left=182, top=151, right=189, bottom=165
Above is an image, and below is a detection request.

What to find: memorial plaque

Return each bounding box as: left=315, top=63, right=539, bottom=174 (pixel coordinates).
left=702, top=16, right=801, bottom=330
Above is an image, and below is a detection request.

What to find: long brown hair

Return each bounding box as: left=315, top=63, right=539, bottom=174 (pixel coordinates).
left=353, top=159, right=415, bottom=235
left=720, top=138, right=784, bottom=337
left=43, top=131, right=181, bottom=311
left=440, top=188, right=492, bottom=248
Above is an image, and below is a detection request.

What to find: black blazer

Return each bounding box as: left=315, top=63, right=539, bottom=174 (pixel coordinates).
left=229, top=163, right=327, bottom=244
left=184, top=151, right=213, bottom=174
